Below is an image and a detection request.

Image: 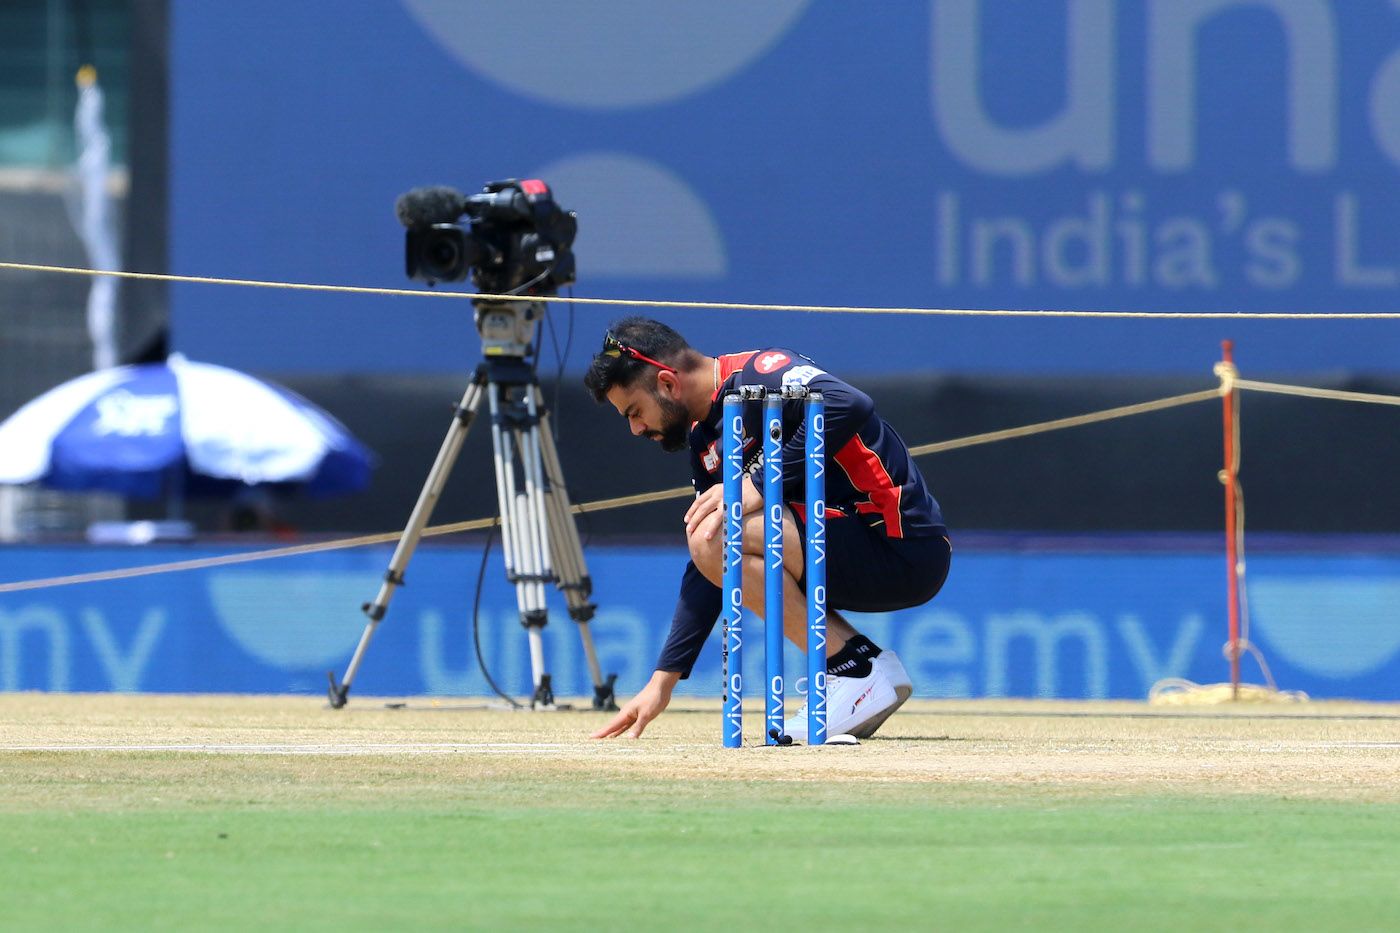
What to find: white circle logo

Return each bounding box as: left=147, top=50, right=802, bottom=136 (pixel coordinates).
left=1250, top=577, right=1400, bottom=678
left=532, top=152, right=726, bottom=277
left=209, top=572, right=376, bottom=669
left=401, top=0, right=811, bottom=109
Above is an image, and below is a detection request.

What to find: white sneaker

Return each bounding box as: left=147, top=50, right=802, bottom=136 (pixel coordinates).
left=782, top=661, right=899, bottom=743
left=850, top=651, right=914, bottom=738
left=875, top=649, right=913, bottom=702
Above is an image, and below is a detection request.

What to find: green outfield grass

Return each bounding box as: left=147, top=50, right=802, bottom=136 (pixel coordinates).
left=6, top=778, right=1400, bottom=931
left=6, top=695, right=1400, bottom=931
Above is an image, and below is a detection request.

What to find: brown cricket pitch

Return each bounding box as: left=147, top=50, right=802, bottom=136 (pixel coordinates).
left=3, top=693, right=1399, bottom=812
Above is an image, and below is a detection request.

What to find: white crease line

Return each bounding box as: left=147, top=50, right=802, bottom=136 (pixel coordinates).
left=1295, top=742, right=1400, bottom=749
left=0, top=742, right=630, bottom=755
left=0, top=742, right=781, bottom=755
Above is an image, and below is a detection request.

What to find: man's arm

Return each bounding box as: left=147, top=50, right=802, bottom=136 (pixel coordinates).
left=655, top=559, right=722, bottom=676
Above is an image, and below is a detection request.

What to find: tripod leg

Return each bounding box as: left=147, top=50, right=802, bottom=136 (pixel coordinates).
left=488, top=383, right=557, bottom=707
left=487, top=386, right=525, bottom=624
left=516, top=390, right=553, bottom=615
left=519, top=390, right=566, bottom=708
left=514, top=480, right=556, bottom=708
left=537, top=405, right=618, bottom=711
left=328, top=375, right=485, bottom=708
left=536, top=408, right=592, bottom=611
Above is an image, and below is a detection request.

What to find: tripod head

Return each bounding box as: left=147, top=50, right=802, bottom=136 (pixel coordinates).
left=474, top=297, right=545, bottom=360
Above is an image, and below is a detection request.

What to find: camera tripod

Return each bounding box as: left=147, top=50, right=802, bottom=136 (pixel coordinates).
left=328, top=300, right=618, bottom=711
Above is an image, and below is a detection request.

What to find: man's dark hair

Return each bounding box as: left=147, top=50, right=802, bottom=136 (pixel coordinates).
left=583, top=317, right=695, bottom=401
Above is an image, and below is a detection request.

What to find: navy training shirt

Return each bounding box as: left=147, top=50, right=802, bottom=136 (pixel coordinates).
left=655, top=348, right=946, bottom=677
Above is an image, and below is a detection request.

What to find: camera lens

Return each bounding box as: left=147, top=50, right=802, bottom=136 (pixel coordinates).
left=425, top=234, right=462, bottom=275
left=405, top=224, right=480, bottom=283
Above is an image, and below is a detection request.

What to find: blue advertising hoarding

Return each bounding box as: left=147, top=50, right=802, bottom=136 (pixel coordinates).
left=169, top=1, right=1400, bottom=377
left=2, top=539, right=1397, bottom=702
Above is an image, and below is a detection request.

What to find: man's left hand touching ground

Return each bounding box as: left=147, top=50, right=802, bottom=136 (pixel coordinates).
left=592, top=670, right=681, bottom=738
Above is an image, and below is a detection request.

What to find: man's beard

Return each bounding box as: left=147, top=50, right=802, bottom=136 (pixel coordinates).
left=650, top=394, right=691, bottom=452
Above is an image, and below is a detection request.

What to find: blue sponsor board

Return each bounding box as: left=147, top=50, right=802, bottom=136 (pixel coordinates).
left=170, top=1, right=1400, bottom=377
left=2, top=539, right=1397, bottom=701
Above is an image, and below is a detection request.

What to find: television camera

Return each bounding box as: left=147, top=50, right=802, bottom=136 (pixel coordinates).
left=330, top=177, right=617, bottom=713
left=395, top=178, right=576, bottom=358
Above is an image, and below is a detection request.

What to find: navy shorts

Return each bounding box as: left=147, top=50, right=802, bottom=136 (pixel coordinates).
left=791, top=511, right=951, bottom=613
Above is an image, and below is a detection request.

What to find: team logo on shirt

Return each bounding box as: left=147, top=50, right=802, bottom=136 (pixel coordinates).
left=703, top=437, right=759, bottom=474
left=781, top=365, right=823, bottom=387
left=754, top=352, right=790, bottom=374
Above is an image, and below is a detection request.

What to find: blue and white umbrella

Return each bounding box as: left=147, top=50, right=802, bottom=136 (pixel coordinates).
left=0, top=354, right=373, bottom=498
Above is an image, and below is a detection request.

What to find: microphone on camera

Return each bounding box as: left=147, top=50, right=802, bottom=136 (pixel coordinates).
left=395, top=186, right=470, bottom=228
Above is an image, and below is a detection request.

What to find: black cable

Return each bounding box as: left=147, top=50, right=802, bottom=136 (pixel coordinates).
left=471, top=519, right=522, bottom=709
left=562, top=291, right=597, bottom=548
left=500, top=258, right=556, bottom=376
left=543, top=294, right=572, bottom=446
left=540, top=290, right=595, bottom=547
left=555, top=290, right=576, bottom=440
left=503, top=265, right=553, bottom=299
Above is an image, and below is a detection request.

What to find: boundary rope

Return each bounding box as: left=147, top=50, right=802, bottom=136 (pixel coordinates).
left=0, top=487, right=692, bottom=594
left=906, top=388, right=1222, bottom=456
left=1234, top=378, right=1400, bottom=407
left=0, top=387, right=1222, bottom=593
left=8, top=371, right=1400, bottom=595
left=1148, top=677, right=1309, bottom=705
left=8, top=259, right=1400, bottom=319
left=7, top=252, right=1400, bottom=596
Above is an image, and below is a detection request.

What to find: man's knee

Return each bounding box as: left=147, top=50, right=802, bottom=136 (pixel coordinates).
left=688, top=529, right=722, bottom=585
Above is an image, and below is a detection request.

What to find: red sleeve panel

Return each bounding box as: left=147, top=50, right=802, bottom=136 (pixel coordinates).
left=833, top=434, right=906, bottom=538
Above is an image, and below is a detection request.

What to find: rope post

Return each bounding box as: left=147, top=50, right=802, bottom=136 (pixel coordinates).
left=1216, top=341, right=1241, bottom=700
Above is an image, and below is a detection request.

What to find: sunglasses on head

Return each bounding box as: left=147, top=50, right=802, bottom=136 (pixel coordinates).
left=602, top=332, right=677, bottom=374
